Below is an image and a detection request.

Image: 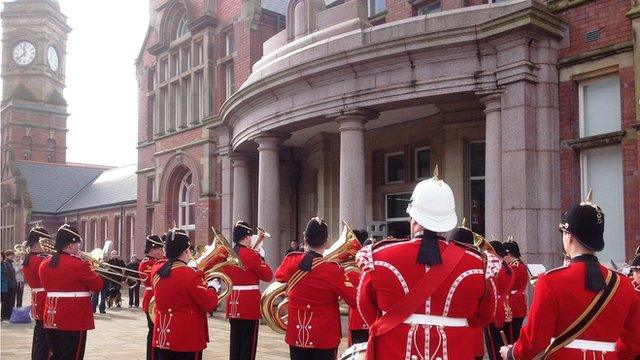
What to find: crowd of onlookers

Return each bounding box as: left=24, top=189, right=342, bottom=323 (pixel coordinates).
left=0, top=248, right=143, bottom=322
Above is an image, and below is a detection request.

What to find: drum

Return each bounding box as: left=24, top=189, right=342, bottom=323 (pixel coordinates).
left=339, top=343, right=367, bottom=360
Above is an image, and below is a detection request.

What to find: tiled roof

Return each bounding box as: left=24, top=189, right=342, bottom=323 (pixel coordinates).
left=57, top=164, right=137, bottom=213
left=14, top=161, right=137, bottom=214
left=261, top=0, right=287, bottom=14
left=15, top=161, right=106, bottom=214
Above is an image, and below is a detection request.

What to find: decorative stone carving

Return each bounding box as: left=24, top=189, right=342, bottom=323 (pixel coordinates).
left=286, top=0, right=326, bottom=40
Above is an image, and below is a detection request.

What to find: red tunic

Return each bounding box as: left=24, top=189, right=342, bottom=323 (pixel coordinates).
left=39, top=253, right=104, bottom=331
left=357, top=238, right=496, bottom=360
left=150, top=260, right=218, bottom=352
left=347, top=271, right=367, bottom=332
left=22, top=252, right=49, bottom=321
left=511, top=263, right=640, bottom=360
left=274, top=252, right=357, bottom=349
left=493, top=264, right=515, bottom=328
left=139, top=256, right=162, bottom=313
left=221, top=245, right=273, bottom=319
left=508, top=260, right=529, bottom=318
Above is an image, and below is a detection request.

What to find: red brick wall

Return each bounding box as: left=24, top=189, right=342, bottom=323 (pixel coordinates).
left=6, top=110, right=67, bottom=163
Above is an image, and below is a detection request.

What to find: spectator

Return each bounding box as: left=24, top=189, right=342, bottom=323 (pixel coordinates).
left=106, top=250, right=126, bottom=308
left=285, top=241, right=301, bottom=254
left=126, top=254, right=141, bottom=308
left=1, top=250, right=17, bottom=321
left=13, top=253, right=24, bottom=308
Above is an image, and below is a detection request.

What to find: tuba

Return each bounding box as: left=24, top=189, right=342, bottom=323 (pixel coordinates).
left=261, top=222, right=360, bottom=334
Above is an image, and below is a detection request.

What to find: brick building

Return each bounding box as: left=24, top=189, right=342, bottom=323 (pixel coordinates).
left=136, top=0, right=639, bottom=270
left=1, top=0, right=137, bottom=260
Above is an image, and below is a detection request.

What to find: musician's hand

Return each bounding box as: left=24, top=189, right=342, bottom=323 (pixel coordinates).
left=499, top=345, right=512, bottom=359
left=208, top=279, right=222, bottom=292
left=256, top=245, right=265, bottom=258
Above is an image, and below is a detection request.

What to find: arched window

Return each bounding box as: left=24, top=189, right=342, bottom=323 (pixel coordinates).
left=174, top=16, right=188, bottom=40
left=178, top=173, right=195, bottom=230
left=22, top=136, right=33, bottom=160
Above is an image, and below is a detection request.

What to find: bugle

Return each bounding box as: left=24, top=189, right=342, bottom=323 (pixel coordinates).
left=252, top=227, right=270, bottom=250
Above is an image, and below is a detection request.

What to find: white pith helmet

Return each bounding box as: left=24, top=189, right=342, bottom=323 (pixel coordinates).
left=406, top=165, right=457, bottom=232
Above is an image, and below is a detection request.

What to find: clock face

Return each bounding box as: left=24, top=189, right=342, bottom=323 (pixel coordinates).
left=47, top=46, right=59, bottom=72
left=12, top=41, right=36, bottom=66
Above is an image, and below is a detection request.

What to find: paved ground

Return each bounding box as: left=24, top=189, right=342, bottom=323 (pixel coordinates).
left=1, top=287, right=349, bottom=359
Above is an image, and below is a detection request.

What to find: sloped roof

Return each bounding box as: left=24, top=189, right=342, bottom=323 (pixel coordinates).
left=15, top=161, right=106, bottom=214
left=262, top=0, right=287, bottom=14
left=58, top=164, right=137, bottom=213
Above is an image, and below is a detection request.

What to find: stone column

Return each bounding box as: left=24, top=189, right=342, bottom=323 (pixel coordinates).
left=336, top=109, right=372, bottom=230
left=232, top=155, right=252, bottom=225
left=255, top=135, right=283, bottom=268
left=480, top=93, right=503, bottom=241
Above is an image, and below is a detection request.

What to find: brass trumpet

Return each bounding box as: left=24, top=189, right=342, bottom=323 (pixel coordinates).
left=261, top=222, right=360, bottom=334
left=79, top=248, right=146, bottom=289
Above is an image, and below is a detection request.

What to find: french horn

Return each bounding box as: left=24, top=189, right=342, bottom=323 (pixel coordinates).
left=261, top=222, right=360, bottom=333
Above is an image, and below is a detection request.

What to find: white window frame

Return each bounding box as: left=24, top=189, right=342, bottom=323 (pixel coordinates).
left=225, top=64, right=234, bottom=99
left=174, top=82, right=181, bottom=129
left=185, top=78, right=192, bottom=125
left=385, top=192, right=412, bottom=222
left=414, top=146, right=431, bottom=180
left=175, top=17, right=188, bottom=40
left=163, top=88, right=170, bottom=131
left=368, top=0, right=387, bottom=17
left=225, top=32, right=234, bottom=56
left=129, top=216, right=135, bottom=254
left=197, top=72, right=204, bottom=120
left=578, top=74, right=621, bottom=138
left=178, top=173, right=196, bottom=231
left=385, top=151, right=405, bottom=184
left=102, top=218, right=108, bottom=240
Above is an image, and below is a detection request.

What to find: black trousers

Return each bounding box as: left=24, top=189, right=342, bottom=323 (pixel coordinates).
left=32, top=320, right=50, bottom=360
left=504, top=317, right=524, bottom=344
left=129, top=283, right=140, bottom=306
left=146, top=312, right=158, bottom=360
left=349, top=329, right=369, bottom=345
left=1, top=287, right=16, bottom=319
left=484, top=324, right=505, bottom=360
left=290, top=346, right=337, bottom=360
left=16, top=282, right=24, bottom=308
left=156, top=349, right=203, bottom=360
left=229, top=319, right=259, bottom=360
left=45, top=329, right=87, bottom=360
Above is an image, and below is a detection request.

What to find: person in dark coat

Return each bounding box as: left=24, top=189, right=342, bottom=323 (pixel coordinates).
left=1, top=250, right=17, bottom=321
left=126, top=255, right=141, bottom=307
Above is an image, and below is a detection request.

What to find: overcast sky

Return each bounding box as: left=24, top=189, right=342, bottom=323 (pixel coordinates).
left=59, top=0, right=149, bottom=166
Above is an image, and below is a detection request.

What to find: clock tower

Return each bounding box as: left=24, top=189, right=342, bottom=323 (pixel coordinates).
left=1, top=0, right=71, bottom=163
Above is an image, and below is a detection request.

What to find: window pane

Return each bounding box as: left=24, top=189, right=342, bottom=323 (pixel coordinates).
left=416, top=148, right=430, bottom=179
left=580, top=146, right=625, bottom=263
left=470, top=179, right=485, bottom=236
left=370, top=0, right=386, bottom=15
left=188, top=204, right=195, bottom=225
left=469, top=142, right=485, bottom=177
left=386, top=193, right=412, bottom=219
left=418, top=1, right=441, bottom=15
left=582, top=76, right=620, bottom=137
left=386, top=153, right=404, bottom=183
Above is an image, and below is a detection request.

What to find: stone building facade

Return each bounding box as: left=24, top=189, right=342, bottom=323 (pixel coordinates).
left=136, top=0, right=639, bottom=270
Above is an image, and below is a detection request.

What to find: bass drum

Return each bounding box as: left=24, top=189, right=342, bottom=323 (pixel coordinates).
left=339, top=343, right=367, bottom=360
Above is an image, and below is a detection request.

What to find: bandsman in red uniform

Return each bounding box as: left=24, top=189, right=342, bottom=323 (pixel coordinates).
left=220, top=221, right=273, bottom=360
left=22, top=226, right=52, bottom=360
left=500, top=194, right=640, bottom=360
left=347, top=230, right=370, bottom=346
left=502, top=239, right=528, bottom=343
left=275, top=217, right=357, bottom=360
left=39, top=224, right=104, bottom=359
left=484, top=241, right=514, bottom=360
left=138, top=234, right=165, bottom=360
left=150, top=228, right=218, bottom=360
left=357, top=171, right=496, bottom=360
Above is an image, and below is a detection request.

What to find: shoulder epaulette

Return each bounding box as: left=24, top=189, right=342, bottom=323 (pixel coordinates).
left=452, top=241, right=487, bottom=259
left=371, top=237, right=409, bottom=250
left=544, top=264, right=568, bottom=275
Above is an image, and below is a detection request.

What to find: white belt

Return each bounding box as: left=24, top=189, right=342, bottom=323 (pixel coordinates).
left=233, top=285, right=260, bottom=291
left=31, top=287, right=45, bottom=293
left=144, top=287, right=153, bottom=292
left=403, top=314, right=468, bottom=327
left=47, top=291, right=91, bottom=298
left=552, top=338, right=616, bottom=352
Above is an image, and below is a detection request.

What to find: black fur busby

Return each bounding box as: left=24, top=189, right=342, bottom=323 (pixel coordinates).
left=54, top=224, right=82, bottom=251
left=26, top=226, right=51, bottom=247
left=303, top=217, right=328, bottom=248
left=559, top=202, right=605, bottom=252
left=503, top=240, right=522, bottom=258
left=353, top=230, right=369, bottom=246
left=144, top=234, right=164, bottom=254
left=233, top=221, right=253, bottom=243
left=164, top=229, right=191, bottom=260
left=489, top=241, right=507, bottom=257
left=450, top=227, right=474, bottom=246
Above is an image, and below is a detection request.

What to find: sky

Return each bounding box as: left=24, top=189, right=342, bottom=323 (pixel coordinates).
left=58, top=0, right=149, bottom=166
